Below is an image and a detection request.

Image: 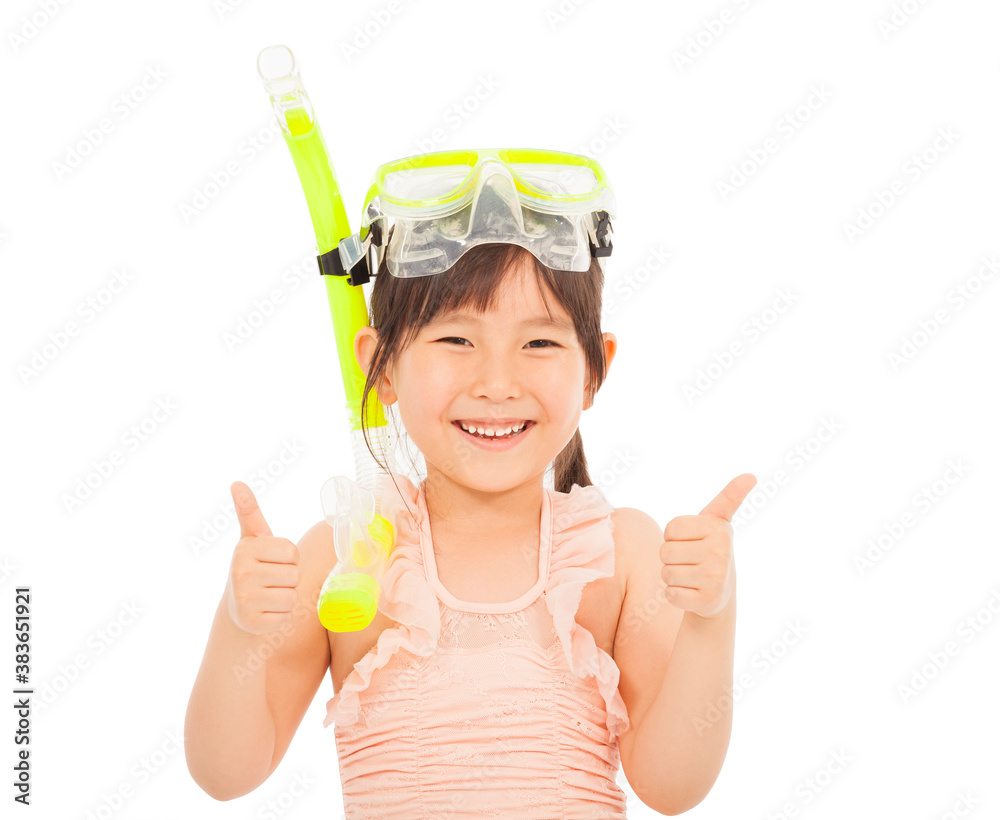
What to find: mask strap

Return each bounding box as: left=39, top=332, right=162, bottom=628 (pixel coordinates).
left=317, top=220, right=384, bottom=285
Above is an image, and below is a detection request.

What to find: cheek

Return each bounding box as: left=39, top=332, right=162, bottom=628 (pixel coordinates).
left=537, top=359, right=585, bottom=393
left=397, top=363, right=456, bottom=418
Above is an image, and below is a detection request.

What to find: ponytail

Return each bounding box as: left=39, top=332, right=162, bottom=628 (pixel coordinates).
left=553, top=427, right=592, bottom=493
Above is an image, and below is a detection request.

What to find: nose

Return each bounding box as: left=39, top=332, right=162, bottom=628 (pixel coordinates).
left=468, top=347, right=523, bottom=403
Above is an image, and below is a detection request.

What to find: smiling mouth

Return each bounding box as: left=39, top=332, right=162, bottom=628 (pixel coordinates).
left=453, top=420, right=534, bottom=440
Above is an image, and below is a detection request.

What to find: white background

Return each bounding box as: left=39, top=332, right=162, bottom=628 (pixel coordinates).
left=4, top=0, right=999, bottom=818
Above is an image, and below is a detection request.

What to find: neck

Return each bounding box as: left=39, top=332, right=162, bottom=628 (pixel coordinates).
left=421, top=466, right=545, bottom=545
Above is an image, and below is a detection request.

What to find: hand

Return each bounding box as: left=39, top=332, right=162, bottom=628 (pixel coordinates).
left=226, top=481, right=302, bottom=635
left=660, top=473, right=757, bottom=620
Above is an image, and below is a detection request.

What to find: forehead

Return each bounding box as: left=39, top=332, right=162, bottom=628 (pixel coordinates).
left=431, top=278, right=573, bottom=332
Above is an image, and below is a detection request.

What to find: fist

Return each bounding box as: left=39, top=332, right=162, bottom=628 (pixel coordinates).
left=660, top=473, right=756, bottom=619
left=226, top=481, right=302, bottom=635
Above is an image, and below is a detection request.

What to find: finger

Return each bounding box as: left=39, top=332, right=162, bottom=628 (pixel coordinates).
left=231, top=481, right=273, bottom=539
left=698, top=473, right=757, bottom=522
left=258, top=562, right=301, bottom=589
left=664, top=514, right=718, bottom=542
left=662, top=586, right=701, bottom=611
left=259, top=586, right=299, bottom=613
left=243, top=587, right=297, bottom=616
left=252, top=537, right=299, bottom=567
left=660, top=563, right=702, bottom=589
left=251, top=612, right=293, bottom=633
left=660, top=540, right=705, bottom=566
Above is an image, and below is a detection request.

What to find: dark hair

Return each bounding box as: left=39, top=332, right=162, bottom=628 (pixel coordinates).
left=360, top=235, right=609, bottom=496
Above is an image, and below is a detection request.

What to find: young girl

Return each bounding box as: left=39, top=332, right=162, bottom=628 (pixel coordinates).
left=185, top=151, right=754, bottom=818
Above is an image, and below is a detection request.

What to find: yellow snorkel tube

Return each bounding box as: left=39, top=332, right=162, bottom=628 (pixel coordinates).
left=257, top=45, right=395, bottom=632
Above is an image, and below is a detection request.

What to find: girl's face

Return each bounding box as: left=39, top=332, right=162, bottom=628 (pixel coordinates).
left=356, top=257, right=616, bottom=495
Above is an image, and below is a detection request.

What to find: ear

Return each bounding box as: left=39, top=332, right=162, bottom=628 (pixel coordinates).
left=584, top=332, right=617, bottom=410
left=354, top=326, right=397, bottom=405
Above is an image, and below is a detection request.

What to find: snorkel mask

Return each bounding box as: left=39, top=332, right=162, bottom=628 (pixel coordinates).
left=328, top=149, right=616, bottom=282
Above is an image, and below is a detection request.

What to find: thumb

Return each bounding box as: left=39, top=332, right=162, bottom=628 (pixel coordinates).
left=231, top=481, right=273, bottom=539
left=698, top=473, right=757, bottom=522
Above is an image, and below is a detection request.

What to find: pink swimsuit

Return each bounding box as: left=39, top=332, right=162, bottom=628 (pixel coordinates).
left=325, top=471, right=631, bottom=819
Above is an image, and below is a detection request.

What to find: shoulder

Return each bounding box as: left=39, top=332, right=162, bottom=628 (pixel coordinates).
left=297, top=518, right=336, bottom=558
left=609, top=506, right=664, bottom=587
left=609, top=505, right=686, bottom=727
left=295, top=519, right=339, bottom=598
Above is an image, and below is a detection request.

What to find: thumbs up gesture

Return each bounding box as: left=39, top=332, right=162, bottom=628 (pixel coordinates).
left=660, top=474, right=756, bottom=620
left=226, top=481, right=302, bottom=635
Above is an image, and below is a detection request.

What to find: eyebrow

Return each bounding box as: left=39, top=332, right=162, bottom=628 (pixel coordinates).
left=431, top=313, right=575, bottom=332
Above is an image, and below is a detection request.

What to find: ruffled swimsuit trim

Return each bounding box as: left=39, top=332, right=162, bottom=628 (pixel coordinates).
left=324, top=471, right=630, bottom=740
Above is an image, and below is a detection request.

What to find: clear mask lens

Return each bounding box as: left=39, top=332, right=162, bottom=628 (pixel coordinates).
left=364, top=151, right=614, bottom=277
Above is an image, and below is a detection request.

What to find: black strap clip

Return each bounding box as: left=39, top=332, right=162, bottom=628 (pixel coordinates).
left=590, top=210, right=613, bottom=258
left=317, top=246, right=371, bottom=286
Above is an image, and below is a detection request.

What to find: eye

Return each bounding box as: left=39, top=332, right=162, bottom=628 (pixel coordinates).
left=436, top=337, right=559, bottom=349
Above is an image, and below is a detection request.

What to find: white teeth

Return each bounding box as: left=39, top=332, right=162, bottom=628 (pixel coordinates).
left=459, top=421, right=527, bottom=437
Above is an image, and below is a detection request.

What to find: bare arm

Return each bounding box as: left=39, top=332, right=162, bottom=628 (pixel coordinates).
left=185, top=491, right=335, bottom=801
left=622, top=600, right=736, bottom=814
left=184, top=591, right=284, bottom=799
left=616, top=474, right=751, bottom=814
